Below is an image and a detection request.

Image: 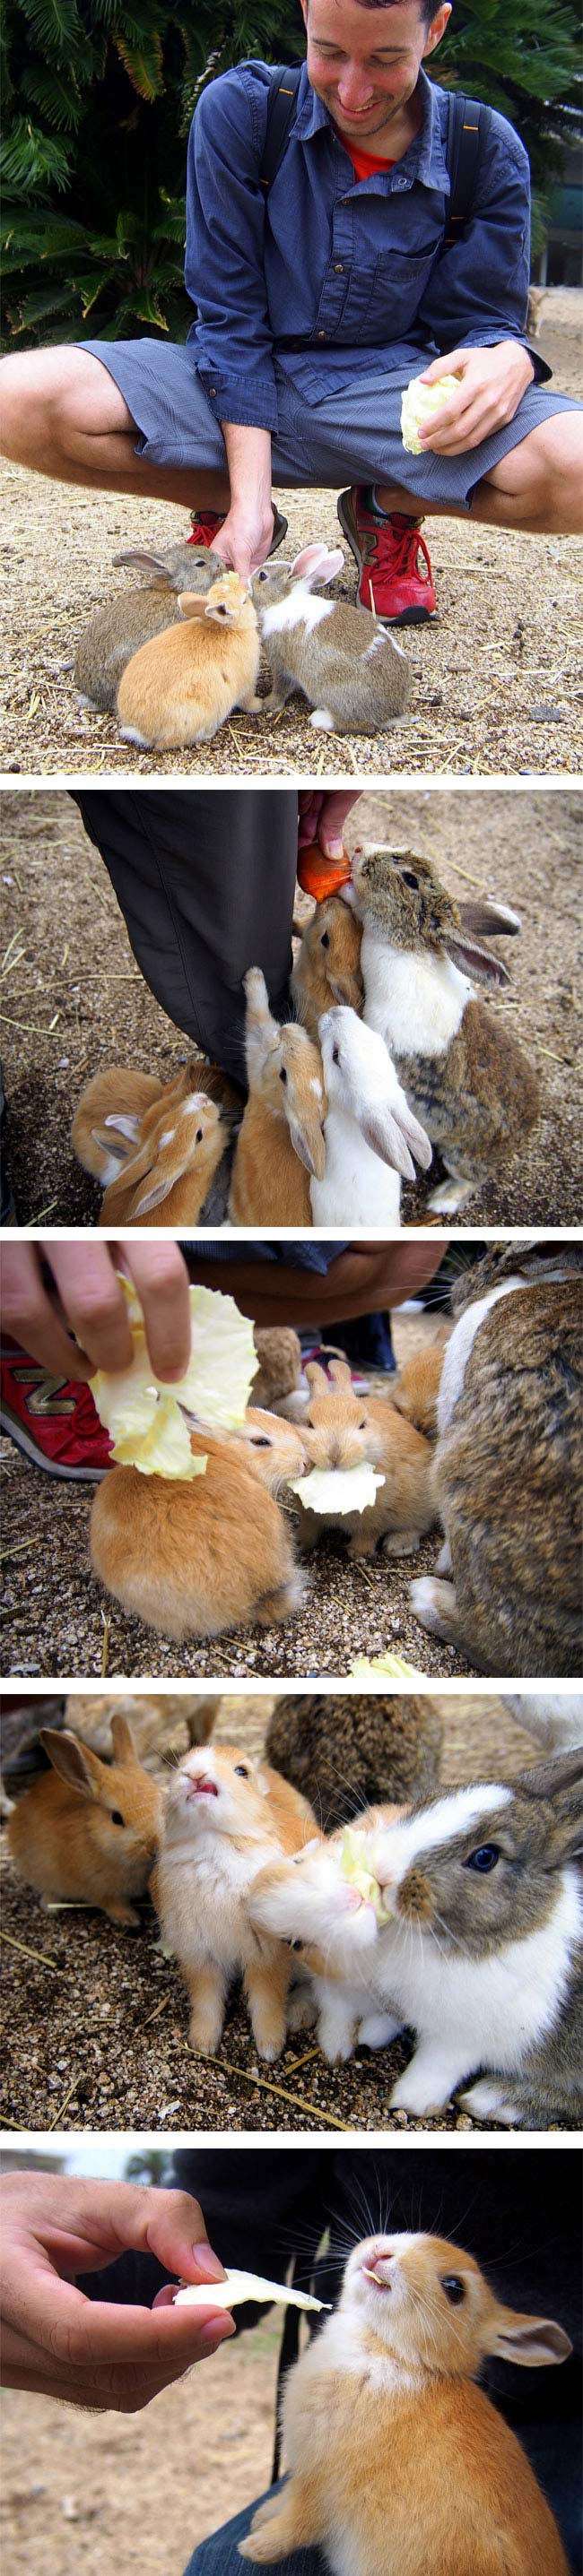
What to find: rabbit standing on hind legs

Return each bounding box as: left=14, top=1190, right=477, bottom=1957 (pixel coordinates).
left=228, top=968, right=326, bottom=1223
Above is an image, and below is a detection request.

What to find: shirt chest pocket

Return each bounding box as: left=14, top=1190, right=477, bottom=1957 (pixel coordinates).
left=319, top=240, right=439, bottom=342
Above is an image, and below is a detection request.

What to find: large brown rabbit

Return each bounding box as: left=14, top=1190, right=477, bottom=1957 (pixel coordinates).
left=90, top=1424, right=306, bottom=1645
left=410, top=1243, right=583, bottom=1675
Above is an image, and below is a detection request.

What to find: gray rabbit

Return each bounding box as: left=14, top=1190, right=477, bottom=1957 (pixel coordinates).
left=253, top=543, right=412, bottom=736
left=74, top=542, right=221, bottom=712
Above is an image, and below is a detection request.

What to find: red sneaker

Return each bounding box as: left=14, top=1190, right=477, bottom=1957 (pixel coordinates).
left=0, top=1343, right=111, bottom=1479
left=337, top=488, right=436, bottom=625
left=187, top=506, right=289, bottom=551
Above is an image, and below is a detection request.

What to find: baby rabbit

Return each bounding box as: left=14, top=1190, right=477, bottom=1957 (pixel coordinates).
left=239, top=2230, right=571, bottom=2575
left=253, top=1753, right=583, bottom=2124
left=409, top=1244, right=582, bottom=1675
left=98, top=1089, right=229, bottom=1224
left=347, top=842, right=538, bottom=1212
left=297, top=1359, right=436, bottom=1558
left=72, top=1066, right=166, bottom=1188
left=90, top=1425, right=306, bottom=1645
left=6, top=1712, right=162, bottom=1928
left=74, top=543, right=219, bottom=711
left=228, top=967, right=326, bottom=1223
left=116, top=571, right=261, bottom=748
left=391, top=1339, right=446, bottom=1439
left=152, top=1741, right=319, bottom=2060
left=312, top=1006, right=431, bottom=1223
left=253, top=543, right=412, bottom=734
left=250, top=1327, right=302, bottom=1413
left=291, top=895, right=363, bottom=1040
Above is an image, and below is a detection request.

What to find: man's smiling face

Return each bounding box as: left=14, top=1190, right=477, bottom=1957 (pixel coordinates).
left=300, top=0, right=451, bottom=152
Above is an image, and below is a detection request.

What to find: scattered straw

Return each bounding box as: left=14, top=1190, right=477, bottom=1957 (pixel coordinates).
left=48, top=2075, right=80, bottom=2132
left=1, top=1931, right=70, bottom=1977
left=143, top=1994, right=171, bottom=2030
left=218, top=2057, right=355, bottom=2130
left=100, top=1611, right=110, bottom=1678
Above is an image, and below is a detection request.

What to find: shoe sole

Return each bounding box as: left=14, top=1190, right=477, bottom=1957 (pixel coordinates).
left=336, top=495, right=436, bottom=623
left=0, top=1410, right=109, bottom=1479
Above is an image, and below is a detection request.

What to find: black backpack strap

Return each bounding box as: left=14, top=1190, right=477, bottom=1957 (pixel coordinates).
left=444, top=91, right=487, bottom=245
left=260, top=64, right=302, bottom=190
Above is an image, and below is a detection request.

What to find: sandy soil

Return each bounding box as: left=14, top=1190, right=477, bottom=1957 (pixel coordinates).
left=1, top=2320, right=281, bottom=2576
left=1, top=292, right=581, bottom=780
left=1, top=1690, right=544, bottom=2137
left=1, top=784, right=580, bottom=1227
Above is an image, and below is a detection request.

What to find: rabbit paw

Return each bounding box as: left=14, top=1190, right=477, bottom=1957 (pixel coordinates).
left=428, top=1178, right=475, bottom=1214
left=409, top=1575, right=458, bottom=1641
left=460, top=2079, right=522, bottom=2125
left=381, top=1528, right=423, bottom=1558
left=118, top=725, right=152, bottom=748
left=358, top=2012, right=404, bottom=2049
left=287, top=1988, right=317, bottom=2033
left=436, top=1538, right=453, bottom=1575
left=309, top=706, right=335, bottom=730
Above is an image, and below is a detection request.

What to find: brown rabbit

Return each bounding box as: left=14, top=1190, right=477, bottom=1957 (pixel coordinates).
left=74, top=544, right=220, bottom=713
left=349, top=841, right=539, bottom=1212
left=410, top=1244, right=583, bottom=1676
left=116, top=571, right=261, bottom=748
left=90, top=1428, right=305, bottom=1645
left=292, top=895, right=363, bottom=1041
left=74, top=1059, right=239, bottom=1221
left=239, top=2231, right=571, bottom=2575
left=6, top=1712, right=162, bottom=1927
left=250, top=1327, right=302, bottom=1412
left=228, top=967, right=326, bottom=1224
left=296, top=1358, right=436, bottom=1558
left=391, top=1339, right=447, bottom=1439
left=98, top=1087, right=230, bottom=1224
left=72, top=1067, right=166, bottom=1188
left=151, top=1741, right=319, bottom=2060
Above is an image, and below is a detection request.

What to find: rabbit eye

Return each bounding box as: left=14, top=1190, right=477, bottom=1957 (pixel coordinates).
left=279, top=1065, right=288, bottom=1084
left=110, top=1809, right=125, bottom=1828
left=332, top=1045, right=340, bottom=1065
left=358, top=1420, right=367, bottom=1431
left=305, top=1417, right=315, bottom=1429
left=465, top=1844, right=500, bottom=1873
left=441, top=2276, right=466, bottom=2304
left=290, top=1939, right=304, bottom=1952
left=250, top=1434, right=271, bottom=1447
left=234, top=1764, right=249, bottom=1778
left=401, top=869, right=419, bottom=890
left=257, top=568, right=268, bottom=582
left=320, top=930, right=330, bottom=950
left=196, top=1127, right=204, bottom=1142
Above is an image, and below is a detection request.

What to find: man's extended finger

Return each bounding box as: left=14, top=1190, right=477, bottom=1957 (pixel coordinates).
left=118, top=1240, right=193, bottom=1382
left=318, top=791, right=360, bottom=858
left=0, top=1246, right=96, bottom=1383
left=47, top=1244, right=136, bottom=1376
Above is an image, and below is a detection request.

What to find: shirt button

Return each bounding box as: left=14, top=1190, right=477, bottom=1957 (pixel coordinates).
left=318, top=329, right=327, bottom=340
left=334, top=264, right=344, bottom=274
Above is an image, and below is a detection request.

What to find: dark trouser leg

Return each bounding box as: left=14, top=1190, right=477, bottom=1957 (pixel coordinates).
left=71, top=790, right=299, bottom=1089
left=181, top=2482, right=324, bottom=2574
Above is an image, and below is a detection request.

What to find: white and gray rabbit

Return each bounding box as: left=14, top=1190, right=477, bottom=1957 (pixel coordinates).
left=311, top=1006, right=431, bottom=1224
left=345, top=841, right=538, bottom=1211
left=74, top=542, right=221, bottom=713
left=252, top=543, right=412, bottom=736
left=251, top=1752, right=583, bottom=2126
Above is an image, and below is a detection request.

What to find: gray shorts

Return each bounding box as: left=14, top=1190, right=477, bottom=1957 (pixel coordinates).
left=81, top=335, right=579, bottom=509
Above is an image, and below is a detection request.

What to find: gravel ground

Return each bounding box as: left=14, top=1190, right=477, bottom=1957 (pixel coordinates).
left=1, top=1691, right=545, bottom=2137
left=1, top=292, right=581, bottom=779
left=1, top=2319, right=282, bottom=2575
left=2, top=784, right=580, bottom=1227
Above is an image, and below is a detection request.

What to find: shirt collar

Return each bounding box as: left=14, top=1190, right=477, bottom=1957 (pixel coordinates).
left=294, top=63, right=450, bottom=191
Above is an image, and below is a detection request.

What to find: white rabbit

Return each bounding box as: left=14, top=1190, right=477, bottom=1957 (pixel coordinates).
left=311, top=1007, right=431, bottom=1223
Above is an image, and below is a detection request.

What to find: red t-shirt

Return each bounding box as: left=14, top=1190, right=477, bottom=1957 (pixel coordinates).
left=335, top=134, right=396, bottom=182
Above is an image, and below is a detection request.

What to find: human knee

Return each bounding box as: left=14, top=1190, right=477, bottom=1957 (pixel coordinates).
left=0, top=346, right=113, bottom=459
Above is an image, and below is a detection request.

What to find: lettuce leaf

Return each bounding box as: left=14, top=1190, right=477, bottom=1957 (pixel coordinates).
left=401, top=373, right=461, bottom=454
left=289, top=1465, right=386, bottom=1516
left=90, top=1275, right=257, bottom=1477
left=174, top=2269, right=331, bottom=2313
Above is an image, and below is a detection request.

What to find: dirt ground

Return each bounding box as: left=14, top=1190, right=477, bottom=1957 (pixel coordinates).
left=1, top=784, right=580, bottom=1226
left=1, top=2317, right=281, bottom=2575
left=1, top=292, right=581, bottom=779
left=1, top=1689, right=545, bottom=2137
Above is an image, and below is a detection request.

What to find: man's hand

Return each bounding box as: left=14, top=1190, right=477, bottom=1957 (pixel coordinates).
left=1, top=1240, right=193, bottom=1386
left=418, top=341, right=535, bottom=454
left=0, top=2174, right=234, bottom=2413
left=212, top=425, right=274, bottom=576
left=298, top=791, right=361, bottom=861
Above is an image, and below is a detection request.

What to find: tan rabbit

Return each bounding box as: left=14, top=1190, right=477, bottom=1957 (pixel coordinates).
left=74, top=543, right=220, bottom=713
left=98, top=1087, right=230, bottom=1224
left=90, top=1427, right=305, bottom=1644
left=72, top=1067, right=166, bottom=1188
left=410, top=1243, right=583, bottom=1676
left=116, top=571, right=261, bottom=748
left=292, top=895, right=363, bottom=1041
left=253, top=543, right=412, bottom=735
left=349, top=841, right=539, bottom=1213
left=6, top=1712, right=162, bottom=1928
left=228, top=967, right=326, bottom=1224
left=296, top=1358, right=435, bottom=1558
left=250, top=1327, right=302, bottom=1412
left=391, top=1339, right=447, bottom=1439
left=239, top=2231, right=571, bottom=2575
left=151, top=1742, right=319, bottom=2060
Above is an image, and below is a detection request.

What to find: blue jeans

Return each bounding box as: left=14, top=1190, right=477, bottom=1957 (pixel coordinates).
left=183, top=2482, right=324, bottom=2574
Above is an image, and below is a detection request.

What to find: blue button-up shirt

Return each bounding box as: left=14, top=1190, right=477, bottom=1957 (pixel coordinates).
left=186, top=62, right=547, bottom=430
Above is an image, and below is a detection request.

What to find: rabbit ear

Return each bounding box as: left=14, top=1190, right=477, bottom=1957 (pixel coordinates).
left=109, top=1711, right=136, bottom=1764
left=288, top=1114, right=326, bottom=1180
left=458, top=898, right=521, bottom=938
left=177, top=591, right=209, bottom=620
left=360, top=1104, right=417, bottom=1181
left=103, top=1112, right=142, bottom=1142
left=112, top=549, right=170, bottom=574
left=489, top=2306, right=572, bottom=2369
left=329, top=973, right=359, bottom=1006
left=39, top=1727, right=102, bottom=1801
left=291, top=545, right=344, bottom=589
left=517, top=1750, right=583, bottom=1863
left=131, top=1169, right=180, bottom=1217
left=306, top=1361, right=331, bottom=1393
left=444, top=932, right=511, bottom=988
left=327, top=1361, right=352, bottom=1391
